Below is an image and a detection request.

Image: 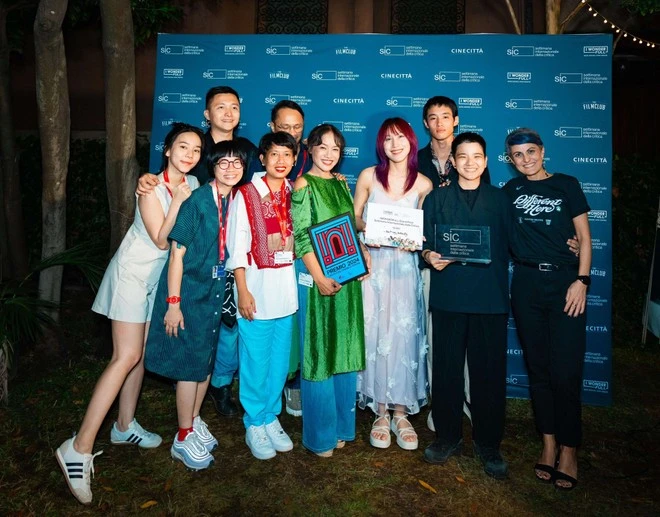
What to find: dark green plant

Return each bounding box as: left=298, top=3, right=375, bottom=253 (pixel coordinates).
left=0, top=243, right=104, bottom=383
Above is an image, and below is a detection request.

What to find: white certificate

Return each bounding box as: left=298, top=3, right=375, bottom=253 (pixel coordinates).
left=364, top=202, right=424, bottom=250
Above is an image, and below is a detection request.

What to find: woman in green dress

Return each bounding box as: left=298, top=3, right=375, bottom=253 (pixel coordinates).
left=292, top=123, right=370, bottom=457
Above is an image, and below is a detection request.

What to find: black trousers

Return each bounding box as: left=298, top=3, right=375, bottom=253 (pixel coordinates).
left=511, top=265, right=586, bottom=447
left=431, top=310, right=508, bottom=449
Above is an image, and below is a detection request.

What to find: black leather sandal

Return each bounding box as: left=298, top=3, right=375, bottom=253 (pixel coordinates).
left=534, top=463, right=555, bottom=483
left=554, top=471, right=578, bottom=490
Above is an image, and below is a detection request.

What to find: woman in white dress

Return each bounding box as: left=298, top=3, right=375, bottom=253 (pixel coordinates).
left=56, top=123, right=203, bottom=505
left=354, top=118, right=433, bottom=450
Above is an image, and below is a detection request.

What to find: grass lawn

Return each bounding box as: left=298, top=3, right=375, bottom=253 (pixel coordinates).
left=1, top=286, right=659, bottom=516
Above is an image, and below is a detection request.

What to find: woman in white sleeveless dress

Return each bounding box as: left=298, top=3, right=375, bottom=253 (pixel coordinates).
left=56, top=123, right=203, bottom=505
left=354, top=118, right=433, bottom=450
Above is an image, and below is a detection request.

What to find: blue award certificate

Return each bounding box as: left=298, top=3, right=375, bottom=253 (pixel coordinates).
left=308, top=212, right=368, bottom=284
left=434, top=224, right=491, bottom=264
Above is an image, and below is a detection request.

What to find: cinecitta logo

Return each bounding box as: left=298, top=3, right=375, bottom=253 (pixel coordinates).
left=380, top=73, right=413, bottom=79
left=573, top=157, right=608, bottom=163
left=333, top=98, right=364, bottom=104
left=586, top=325, right=608, bottom=332
left=451, top=48, right=483, bottom=54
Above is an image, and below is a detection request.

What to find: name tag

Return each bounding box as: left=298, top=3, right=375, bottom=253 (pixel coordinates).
left=298, top=272, right=313, bottom=288
left=274, top=251, right=293, bottom=265
left=212, top=264, right=226, bottom=278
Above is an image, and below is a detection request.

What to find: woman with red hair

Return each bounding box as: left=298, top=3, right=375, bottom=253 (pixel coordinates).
left=354, top=117, right=433, bottom=450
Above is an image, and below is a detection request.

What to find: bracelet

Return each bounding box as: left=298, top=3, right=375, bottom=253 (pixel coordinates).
left=166, top=295, right=181, bottom=304
left=421, top=250, right=431, bottom=262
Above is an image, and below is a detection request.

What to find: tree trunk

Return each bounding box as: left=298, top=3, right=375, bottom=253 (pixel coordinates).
left=0, top=5, right=29, bottom=280
left=546, top=0, right=561, bottom=34
left=100, top=0, right=139, bottom=254
left=34, top=0, right=69, bottom=326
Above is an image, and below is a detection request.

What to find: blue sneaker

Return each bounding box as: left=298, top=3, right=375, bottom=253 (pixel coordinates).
left=192, top=415, right=218, bottom=452
left=170, top=432, right=214, bottom=471
left=110, top=419, right=162, bottom=449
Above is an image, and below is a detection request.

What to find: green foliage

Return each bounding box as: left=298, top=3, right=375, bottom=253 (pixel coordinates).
left=131, top=0, right=183, bottom=47
left=63, top=0, right=183, bottom=46
left=611, top=155, right=660, bottom=343
left=617, top=0, right=660, bottom=15
left=0, top=243, right=105, bottom=370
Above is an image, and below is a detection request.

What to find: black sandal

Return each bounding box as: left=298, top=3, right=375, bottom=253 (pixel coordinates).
left=534, top=463, right=555, bottom=483
left=554, top=470, right=578, bottom=491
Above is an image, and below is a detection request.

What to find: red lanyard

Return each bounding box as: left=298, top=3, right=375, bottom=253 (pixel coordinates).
left=163, top=169, right=187, bottom=198
left=215, top=180, right=231, bottom=263
left=295, top=149, right=308, bottom=179
left=264, top=177, right=290, bottom=242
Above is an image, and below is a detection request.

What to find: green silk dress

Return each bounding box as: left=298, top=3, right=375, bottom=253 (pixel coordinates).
left=292, top=174, right=366, bottom=381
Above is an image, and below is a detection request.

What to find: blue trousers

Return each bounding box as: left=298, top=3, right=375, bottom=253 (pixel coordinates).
left=297, top=259, right=357, bottom=453
left=238, top=315, right=293, bottom=429
left=210, top=322, right=239, bottom=388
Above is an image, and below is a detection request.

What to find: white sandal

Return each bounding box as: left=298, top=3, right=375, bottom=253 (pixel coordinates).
left=391, top=414, right=418, bottom=450
left=369, top=413, right=391, bottom=449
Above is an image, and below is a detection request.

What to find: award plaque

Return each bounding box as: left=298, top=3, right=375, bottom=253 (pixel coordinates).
left=364, top=202, right=424, bottom=250
left=434, top=224, right=491, bottom=264
left=308, top=212, right=368, bottom=284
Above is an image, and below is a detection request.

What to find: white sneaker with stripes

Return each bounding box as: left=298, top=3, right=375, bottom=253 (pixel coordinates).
left=110, top=419, right=162, bottom=448
left=55, top=437, right=103, bottom=505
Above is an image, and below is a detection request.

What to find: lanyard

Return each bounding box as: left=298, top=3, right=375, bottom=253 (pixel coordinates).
left=215, top=180, right=231, bottom=263
left=162, top=169, right=187, bottom=198
left=295, top=149, right=309, bottom=179
left=263, top=177, right=290, bottom=242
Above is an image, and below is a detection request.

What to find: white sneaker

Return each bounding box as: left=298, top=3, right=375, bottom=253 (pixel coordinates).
left=245, top=424, right=276, bottom=460
left=193, top=415, right=218, bottom=452
left=427, top=411, right=435, bottom=432
left=110, top=419, right=162, bottom=448
left=55, top=437, right=103, bottom=505
left=265, top=418, right=293, bottom=452
left=170, top=432, right=214, bottom=471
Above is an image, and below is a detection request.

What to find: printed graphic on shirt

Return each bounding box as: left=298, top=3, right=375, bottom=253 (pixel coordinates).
left=512, top=194, right=563, bottom=222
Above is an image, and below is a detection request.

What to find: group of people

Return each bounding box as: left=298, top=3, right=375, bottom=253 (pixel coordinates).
left=55, top=87, right=592, bottom=505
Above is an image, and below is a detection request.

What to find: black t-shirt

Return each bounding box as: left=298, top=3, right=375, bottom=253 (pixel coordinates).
left=502, top=173, right=590, bottom=265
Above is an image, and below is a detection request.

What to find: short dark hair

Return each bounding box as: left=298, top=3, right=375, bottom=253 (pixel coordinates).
left=205, top=86, right=240, bottom=110
left=505, top=128, right=544, bottom=153
left=422, top=96, right=458, bottom=120
left=258, top=131, right=298, bottom=155
left=451, top=132, right=487, bottom=156
left=206, top=140, right=248, bottom=179
left=270, top=100, right=305, bottom=123
left=160, top=122, right=205, bottom=171
left=306, top=123, right=345, bottom=152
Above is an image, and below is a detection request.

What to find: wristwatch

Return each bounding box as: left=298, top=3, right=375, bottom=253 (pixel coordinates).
left=576, top=275, right=591, bottom=286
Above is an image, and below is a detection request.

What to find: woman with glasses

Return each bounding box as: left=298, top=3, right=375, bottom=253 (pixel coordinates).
left=145, top=140, right=246, bottom=471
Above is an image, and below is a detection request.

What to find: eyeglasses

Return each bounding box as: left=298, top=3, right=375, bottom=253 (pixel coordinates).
left=275, top=124, right=303, bottom=132
left=216, top=159, right=244, bottom=170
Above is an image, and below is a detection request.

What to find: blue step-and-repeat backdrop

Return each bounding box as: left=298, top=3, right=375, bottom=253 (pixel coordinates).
left=150, top=33, right=612, bottom=406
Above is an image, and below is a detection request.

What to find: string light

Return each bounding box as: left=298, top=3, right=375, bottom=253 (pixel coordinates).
left=578, top=0, right=658, bottom=49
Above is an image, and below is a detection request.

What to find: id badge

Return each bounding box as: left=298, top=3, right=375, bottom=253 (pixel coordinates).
left=298, top=272, right=313, bottom=288
left=212, top=264, right=226, bottom=279
left=274, top=251, right=293, bottom=265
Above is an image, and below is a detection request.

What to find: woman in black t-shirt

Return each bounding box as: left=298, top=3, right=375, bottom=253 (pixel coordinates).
left=503, top=128, right=592, bottom=491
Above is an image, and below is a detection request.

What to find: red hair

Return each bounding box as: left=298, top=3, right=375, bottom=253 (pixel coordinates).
left=374, top=117, right=418, bottom=193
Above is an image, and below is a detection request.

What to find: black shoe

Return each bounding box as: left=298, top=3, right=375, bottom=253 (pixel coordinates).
left=473, top=443, right=508, bottom=480
left=208, top=384, right=239, bottom=417
left=423, top=438, right=463, bottom=464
